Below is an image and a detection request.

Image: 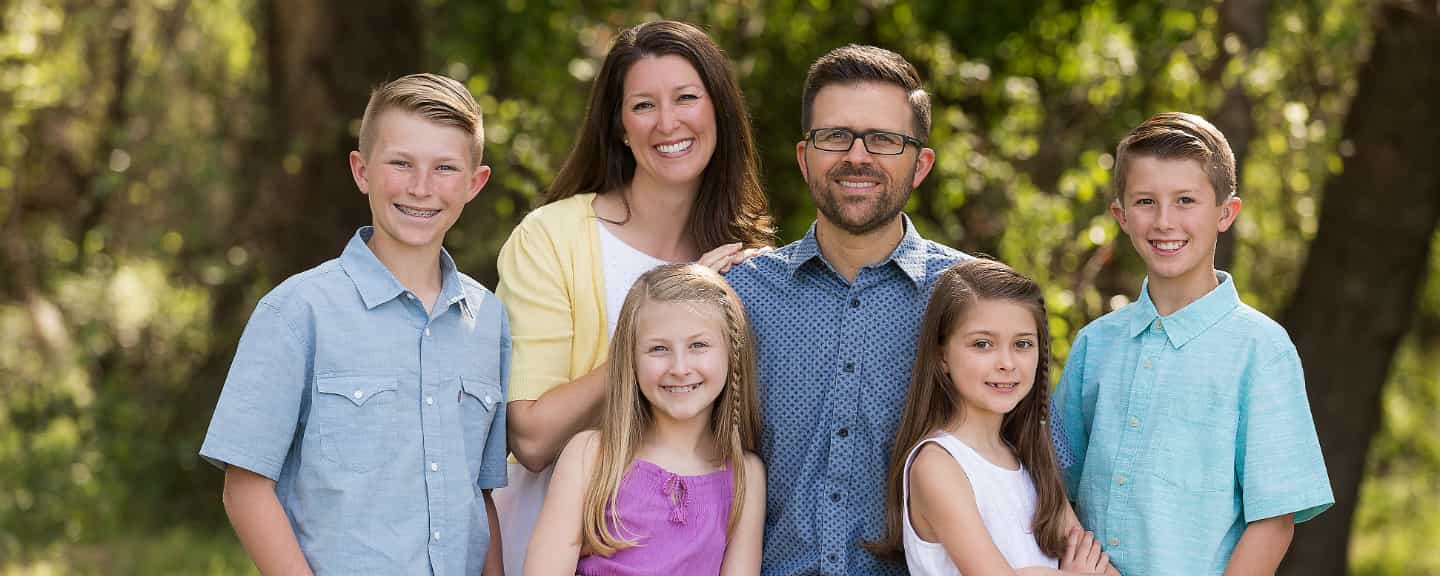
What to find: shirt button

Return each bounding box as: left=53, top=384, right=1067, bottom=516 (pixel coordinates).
left=424, top=327, right=431, bottom=337
left=430, top=462, right=439, bottom=472
left=484, top=395, right=494, bottom=404
left=1129, top=417, right=1139, bottom=428
left=1142, top=359, right=1153, bottom=369
left=849, top=298, right=860, bottom=308
left=837, top=428, right=849, bottom=438
left=1110, top=536, right=1119, bottom=547
left=426, top=396, right=435, bottom=405
left=407, top=293, right=416, bottom=300
left=433, top=530, right=441, bottom=541
left=830, top=492, right=841, bottom=502
left=352, top=390, right=364, bottom=399
left=843, top=362, right=855, bottom=373
left=1155, top=319, right=1164, bottom=330
left=827, top=553, right=839, bottom=563
left=1116, top=475, right=1127, bottom=486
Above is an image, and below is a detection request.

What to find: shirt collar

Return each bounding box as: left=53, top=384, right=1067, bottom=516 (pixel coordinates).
left=786, top=213, right=928, bottom=285
left=340, top=227, right=470, bottom=314
left=1126, top=270, right=1240, bottom=348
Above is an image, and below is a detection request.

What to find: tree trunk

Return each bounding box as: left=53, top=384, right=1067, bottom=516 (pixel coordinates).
left=1210, top=0, right=1271, bottom=270
left=1278, top=3, right=1440, bottom=574
left=248, top=0, right=424, bottom=278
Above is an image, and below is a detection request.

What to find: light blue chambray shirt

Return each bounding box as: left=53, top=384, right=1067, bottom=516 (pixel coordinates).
left=1052, top=271, right=1332, bottom=575
left=726, top=216, right=968, bottom=576
left=200, top=227, right=508, bottom=575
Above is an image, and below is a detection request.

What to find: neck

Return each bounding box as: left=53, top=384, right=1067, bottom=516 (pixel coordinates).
left=949, top=408, right=1008, bottom=454
left=814, top=214, right=905, bottom=283
left=612, top=172, right=700, bottom=260
left=643, top=407, right=718, bottom=468
left=1146, top=267, right=1219, bottom=316
left=367, top=234, right=443, bottom=313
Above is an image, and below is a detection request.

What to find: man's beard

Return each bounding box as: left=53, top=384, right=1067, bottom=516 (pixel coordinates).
left=808, top=160, right=916, bottom=235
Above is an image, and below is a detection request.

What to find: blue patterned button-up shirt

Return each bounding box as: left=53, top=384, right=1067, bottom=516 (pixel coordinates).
left=1052, top=272, right=1332, bottom=575
left=200, top=227, right=509, bottom=575
left=726, top=216, right=967, bottom=576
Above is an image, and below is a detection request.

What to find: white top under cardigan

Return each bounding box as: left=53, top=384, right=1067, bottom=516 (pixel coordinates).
left=902, top=432, right=1058, bottom=575
left=598, top=220, right=670, bottom=335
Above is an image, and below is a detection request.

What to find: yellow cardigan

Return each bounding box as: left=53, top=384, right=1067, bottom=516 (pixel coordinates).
left=495, top=194, right=609, bottom=401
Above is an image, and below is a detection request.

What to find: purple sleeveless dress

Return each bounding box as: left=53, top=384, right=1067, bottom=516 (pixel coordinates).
left=576, top=459, right=734, bottom=575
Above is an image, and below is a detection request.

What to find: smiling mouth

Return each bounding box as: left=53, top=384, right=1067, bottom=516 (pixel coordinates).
left=985, top=381, right=1019, bottom=391
left=396, top=204, right=440, bottom=219
left=837, top=179, right=879, bottom=189
left=660, top=383, right=703, bottom=393
left=1150, top=239, right=1187, bottom=253
left=656, top=139, right=694, bottom=155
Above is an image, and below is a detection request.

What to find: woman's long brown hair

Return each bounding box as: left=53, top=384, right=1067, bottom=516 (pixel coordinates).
left=580, top=263, right=762, bottom=556
left=544, top=20, right=773, bottom=250
left=866, top=258, right=1069, bottom=559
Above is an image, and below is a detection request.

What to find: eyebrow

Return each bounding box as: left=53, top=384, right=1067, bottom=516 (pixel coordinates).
left=961, top=330, right=1037, bottom=338
left=626, top=83, right=702, bottom=98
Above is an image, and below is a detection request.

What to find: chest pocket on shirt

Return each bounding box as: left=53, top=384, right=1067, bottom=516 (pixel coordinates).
left=458, top=373, right=502, bottom=478
left=314, top=374, right=401, bottom=473
left=1151, top=380, right=1237, bottom=494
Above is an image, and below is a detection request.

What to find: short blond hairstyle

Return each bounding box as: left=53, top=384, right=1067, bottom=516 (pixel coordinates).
left=358, top=73, right=484, bottom=164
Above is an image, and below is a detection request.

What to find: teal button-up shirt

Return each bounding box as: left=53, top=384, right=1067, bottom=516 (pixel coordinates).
left=1053, top=272, right=1332, bottom=575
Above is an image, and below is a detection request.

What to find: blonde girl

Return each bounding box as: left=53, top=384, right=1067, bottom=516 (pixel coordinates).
left=868, top=259, right=1116, bottom=575
left=526, top=263, right=764, bottom=575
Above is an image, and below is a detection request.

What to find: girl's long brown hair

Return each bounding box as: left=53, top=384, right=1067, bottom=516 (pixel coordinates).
left=581, top=263, right=762, bottom=556
left=866, top=258, right=1069, bottom=559
left=545, top=20, right=774, bottom=250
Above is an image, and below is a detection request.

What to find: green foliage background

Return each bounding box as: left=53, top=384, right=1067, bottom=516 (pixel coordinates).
left=1, top=0, right=1435, bottom=573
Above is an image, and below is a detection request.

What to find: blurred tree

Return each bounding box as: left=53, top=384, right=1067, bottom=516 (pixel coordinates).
left=1279, top=1, right=1440, bottom=573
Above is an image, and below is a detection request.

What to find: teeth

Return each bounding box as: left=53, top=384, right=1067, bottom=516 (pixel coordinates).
left=1153, top=240, right=1186, bottom=251
left=656, top=139, right=693, bottom=154
left=396, top=205, right=440, bottom=218
left=986, top=382, right=1018, bottom=389
left=662, top=383, right=702, bottom=393
left=838, top=180, right=877, bottom=189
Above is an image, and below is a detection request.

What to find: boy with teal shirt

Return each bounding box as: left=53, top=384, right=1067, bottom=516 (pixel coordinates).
left=199, top=74, right=507, bottom=574
left=1053, top=112, right=1332, bottom=574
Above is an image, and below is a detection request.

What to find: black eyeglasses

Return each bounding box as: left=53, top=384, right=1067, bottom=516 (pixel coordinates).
left=805, top=127, right=925, bottom=156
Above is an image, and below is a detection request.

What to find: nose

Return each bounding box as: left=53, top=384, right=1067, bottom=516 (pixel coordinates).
left=408, top=167, right=433, bottom=198
left=667, top=351, right=693, bottom=376
left=657, top=102, right=679, bottom=133
left=996, top=347, right=1016, bottom=372
left=843, top=136, right=873, bottom=164
left=1154, top=204, right=1174, bottom=229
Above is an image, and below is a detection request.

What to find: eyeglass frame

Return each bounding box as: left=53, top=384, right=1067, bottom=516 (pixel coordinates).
left=803, top=127, right=927, bottom=156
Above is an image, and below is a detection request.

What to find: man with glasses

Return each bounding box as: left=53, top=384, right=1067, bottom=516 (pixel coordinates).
left=725, top=45, right=970, bottom=575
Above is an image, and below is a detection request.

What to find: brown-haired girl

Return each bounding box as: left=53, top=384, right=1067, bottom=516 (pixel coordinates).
left=869, top=259, right=1116, bottom=575
left=525, top=263, right=764, bottom=575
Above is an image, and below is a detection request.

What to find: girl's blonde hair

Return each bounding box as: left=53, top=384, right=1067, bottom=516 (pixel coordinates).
left=581, top=263, right=762, bottom=556
left=867, top=258, right=1069, bottom=559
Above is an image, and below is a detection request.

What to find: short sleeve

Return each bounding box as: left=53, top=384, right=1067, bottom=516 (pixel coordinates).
left=1055, top=331, right=1090, bottom=496
left=477, top=305, right=511, bottom=489
left=496, top=218, right=576, bottom=402
left=1237, top=346, right=1334, bottom=524
left=198, top=301, right=309, bottom=480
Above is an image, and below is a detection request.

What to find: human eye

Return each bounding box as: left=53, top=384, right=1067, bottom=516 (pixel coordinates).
left=689, top=340, right=711, bottom=350
left=436, top=164, right=459, bottom=172
left=388, top=159, right=412, bottom=168
left=1177, top=195, right=1197, bottom=205
left=871, top=132, right=903, bottom=146
left=817, top=129, right=851, bottom=144
left=631, top=100, right=655, bottom=112
left=1015, top=339, right=1036, bottom=350
left=678, top=92, right=701, bottom=102
left=972, top=339, right=994, bottom=349
left=647, top=344, right=669, bottom=354
left=1133, top=197, right=1154, bottom=206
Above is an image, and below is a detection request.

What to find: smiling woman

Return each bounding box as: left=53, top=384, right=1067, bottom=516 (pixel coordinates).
left=489, top=20, right=774, bottom=572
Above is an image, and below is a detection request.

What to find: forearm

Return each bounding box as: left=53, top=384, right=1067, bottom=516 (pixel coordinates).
left=482, top=490, right=503, bottom=575
left=222, top=468, right=312, bottom=576
left=1223, top=514, right=1295, bottom=576
left=507, top=365, right=606, bottom=471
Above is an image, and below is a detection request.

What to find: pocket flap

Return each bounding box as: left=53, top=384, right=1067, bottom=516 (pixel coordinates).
left=460, top=375, right=501, bottom=409
left=316, top=374, right=399, bottom=407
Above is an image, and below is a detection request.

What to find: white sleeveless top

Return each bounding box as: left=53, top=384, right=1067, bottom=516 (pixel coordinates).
left=902, top=432, right=1058, bottom=575
left=597, top=220, right=669, bottom=336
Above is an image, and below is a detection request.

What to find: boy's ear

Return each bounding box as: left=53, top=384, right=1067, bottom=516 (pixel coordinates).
left=465, top=165, right=491, bottom=204
left=1217, top=196, right=1242, bottom=232
left=1109, top=198, right=1128, bottom=229
left=349, top=150, right=370, bottom=195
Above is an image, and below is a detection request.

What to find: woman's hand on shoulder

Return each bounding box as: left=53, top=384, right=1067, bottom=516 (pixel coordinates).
left=698, top=243, right=772, bottom=274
